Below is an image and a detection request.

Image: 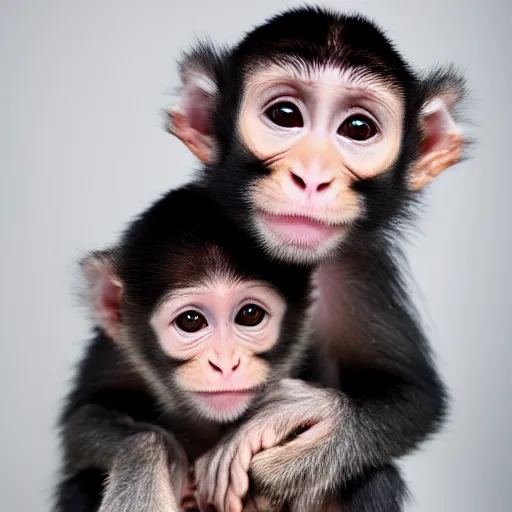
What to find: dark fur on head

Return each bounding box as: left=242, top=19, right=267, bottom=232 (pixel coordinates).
left=116, top=183, right=312, bottom=311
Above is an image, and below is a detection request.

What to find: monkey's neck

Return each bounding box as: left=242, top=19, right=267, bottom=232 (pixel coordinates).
left=161, top=412, right=227, bottom=462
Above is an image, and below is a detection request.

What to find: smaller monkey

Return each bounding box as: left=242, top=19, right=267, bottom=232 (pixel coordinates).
left=53, top=183, right=316, bottom=512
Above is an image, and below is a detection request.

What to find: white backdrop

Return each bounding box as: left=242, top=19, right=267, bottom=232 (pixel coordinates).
left=1, top=0, right=510, bottom=510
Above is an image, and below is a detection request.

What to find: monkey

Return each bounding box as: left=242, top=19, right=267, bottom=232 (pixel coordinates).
left=164, top=6, right=471, bottom=511
left=53, top=182, right=321, bottom=512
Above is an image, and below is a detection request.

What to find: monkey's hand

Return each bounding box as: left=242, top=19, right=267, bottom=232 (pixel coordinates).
left=194, top=378, right=343, bottom=512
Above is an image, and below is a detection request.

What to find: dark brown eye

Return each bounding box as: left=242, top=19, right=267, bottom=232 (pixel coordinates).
left=235, top=304, right=266, bottom=327
left=264, top=102, right=304, bottom=128
left=175, top=310, right=207, bottom=333
left=338, top=115, right=377, bottom=141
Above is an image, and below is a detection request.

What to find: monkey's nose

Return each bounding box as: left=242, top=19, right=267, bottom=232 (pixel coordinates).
left=289, top=170, right=334, bottom=196
left=208, top=357, right=241, bottom=378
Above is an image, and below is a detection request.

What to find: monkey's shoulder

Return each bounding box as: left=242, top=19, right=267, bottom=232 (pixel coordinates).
left=59, top=329, right=161, bottom=425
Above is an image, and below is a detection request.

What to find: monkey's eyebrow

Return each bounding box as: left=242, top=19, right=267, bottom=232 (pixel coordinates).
left=167, top=287, right=208, bottom=298
left=244, top=283, right=283, bottom=300
left=154, top=288, right=208, bottom=312
left=249, top=64, right=400, bottom=97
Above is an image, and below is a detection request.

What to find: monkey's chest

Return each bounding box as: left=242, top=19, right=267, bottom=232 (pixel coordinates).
left=310, top=261, right=359, bottom=386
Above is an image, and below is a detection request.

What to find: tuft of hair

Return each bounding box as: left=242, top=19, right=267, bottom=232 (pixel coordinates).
left=419, top=63, right=476, bottom=162
left=231, top=5, right=416, bottom=92
left=162, top=38, right=227, bottom=135
left=178, top=38, right=226, bottom=85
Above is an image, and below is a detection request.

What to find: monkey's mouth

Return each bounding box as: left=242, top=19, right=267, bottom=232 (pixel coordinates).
left=258, top=212, right=344, bottom=248
left=194, top=390, right=256, bottom=413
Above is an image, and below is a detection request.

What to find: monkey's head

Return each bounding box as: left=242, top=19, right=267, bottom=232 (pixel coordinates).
left=80, top=185, right=312, bottom=423
left=168, top=6, right=468, bottom=264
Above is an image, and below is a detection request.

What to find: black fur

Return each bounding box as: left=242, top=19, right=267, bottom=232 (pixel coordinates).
left=342, top=463, right=410, bottom=512
left=53, top=183, right=314, bottom=511
left=55, top=470, right=104, bottom=512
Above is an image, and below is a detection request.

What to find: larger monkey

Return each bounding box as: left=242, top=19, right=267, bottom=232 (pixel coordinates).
left=166, top=6, right=469, bottom=512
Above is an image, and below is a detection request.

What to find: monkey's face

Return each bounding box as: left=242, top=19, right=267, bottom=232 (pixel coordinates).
left=168, top=10, right=466, bottom=266
left=238, top=64, right=404, bottom=263
left=81, top=186, right=312, bottom=425
left=149, top=278, right=287, bottom=423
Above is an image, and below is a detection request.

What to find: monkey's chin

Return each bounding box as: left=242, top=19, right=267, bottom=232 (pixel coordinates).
left=254, top=213, right=347, bottom=265
left=192, top=391, right=255, bottom=423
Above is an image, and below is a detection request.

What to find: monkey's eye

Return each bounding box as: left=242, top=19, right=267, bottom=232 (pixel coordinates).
left=338, top=115, right=378, bottom=141
left=175, top=310, right=208, bottom=333
left=264, top=102, right=304, bottom=128
left=235, top=304, right=266, bottom=327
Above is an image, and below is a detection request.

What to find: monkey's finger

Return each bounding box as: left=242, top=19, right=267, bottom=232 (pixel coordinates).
left=260, top=427, right=278, bottom=450
left=237, top=441, right=255, bottom=473
left=224, top=430, right=262, bottom=491
left=194, top=490, right=214, bottom=512
left=213, top=455, right=235, bottom=511
left=193, top=457, right=207, bottom=483
left=225, top=488, right=243, bottom=512
left=230, top=453, right=250, bottom=499
left=248, top=430, right=264, bottom=454
left=193, top=492, right=206, bottom=512
left=230, top=427, right=280, bottom=502
left=234, top=426, right=278, bottom=488
left=193, top=470, right=215, bottom=510
left=206, top=450, right=227, bottom=505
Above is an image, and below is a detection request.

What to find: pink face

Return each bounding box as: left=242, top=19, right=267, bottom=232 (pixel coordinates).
left=170, top=57, right=464, bottom=266
left=239, top=64, right=404, bottom=263
left=150, top=278, right=286, bottom=422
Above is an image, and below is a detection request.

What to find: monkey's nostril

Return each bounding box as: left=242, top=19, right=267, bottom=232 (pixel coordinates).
left=291, top=172, right=333, bottom=193
left=208, top=360, right=222, bottom=373
left=291, top=172, right=306, bottom=190
left=209, top=358, right=240, bottom=375
left=317, top=179, right=333, bottom=192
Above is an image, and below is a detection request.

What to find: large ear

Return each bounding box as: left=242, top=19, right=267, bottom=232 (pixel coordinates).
left=165, top=41, right=222, bottom=164
left=410, top=67, right=467, bottom=190
left=80, top=248, right=123, bottom=340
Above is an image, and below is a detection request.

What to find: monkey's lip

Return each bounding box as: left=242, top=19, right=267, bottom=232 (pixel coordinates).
left=259, top=212, right=343, bottom=247
left=193, top=390, right=256, bottom=412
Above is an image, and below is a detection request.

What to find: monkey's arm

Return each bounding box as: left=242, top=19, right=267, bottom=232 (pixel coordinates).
left=56, top=335, right=190, bottom=512
left=245, top=248, right=448, bottom=508
left=60, top=402, right=188, bottom=512
left=195, top=248, right=447, bottom=511
left=196, top=372, right=436, bottom=512
left=194, top=380, right=352, bottom=511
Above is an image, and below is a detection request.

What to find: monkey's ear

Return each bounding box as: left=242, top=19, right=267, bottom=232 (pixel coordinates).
left=80, top=249, right=123, bottom=340
left=410, top=68, right=466, bottom=190
left=166, top=43, right=221, bottom=164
